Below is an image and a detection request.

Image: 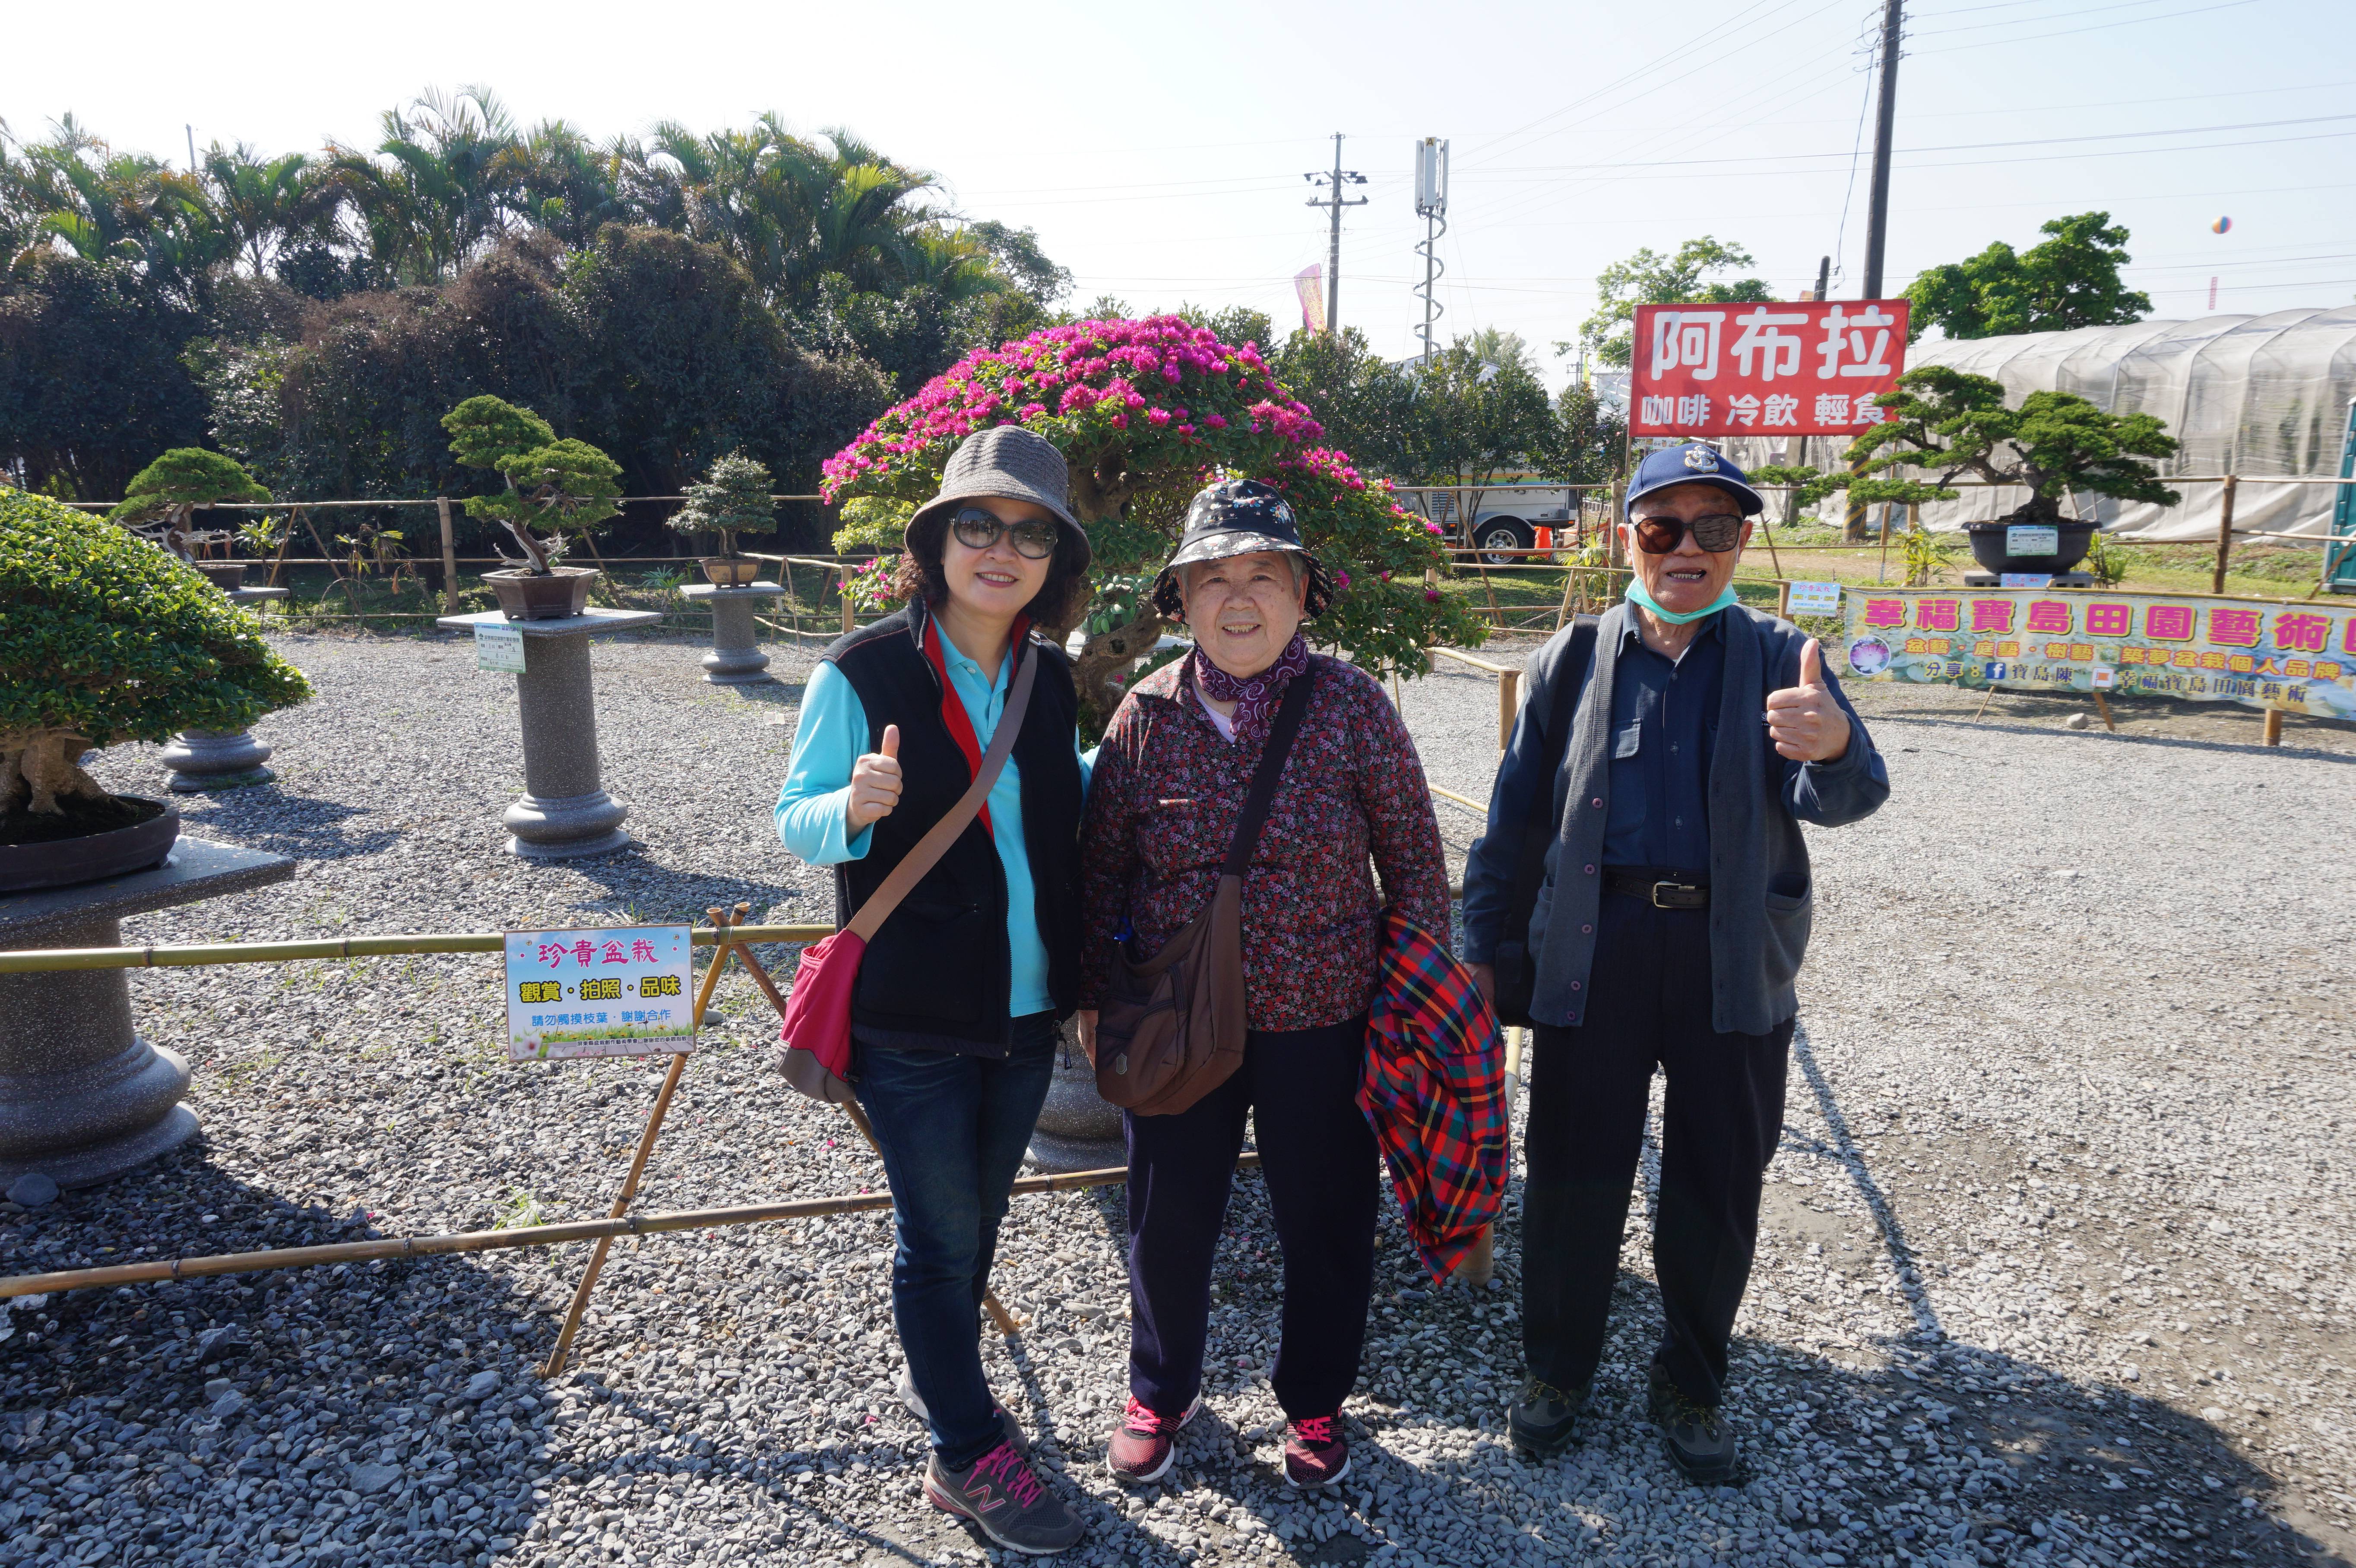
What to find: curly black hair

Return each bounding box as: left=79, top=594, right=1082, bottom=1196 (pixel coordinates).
left=890, top=507, right=1093, bottom=631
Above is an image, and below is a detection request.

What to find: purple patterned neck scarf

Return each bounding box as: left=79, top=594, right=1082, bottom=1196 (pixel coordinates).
left=1189, top=633, right=1311, bottom=746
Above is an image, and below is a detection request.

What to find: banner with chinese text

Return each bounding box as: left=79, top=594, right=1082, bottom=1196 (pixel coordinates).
left=1837, top=588, right=2356, bottom=719
left=505, top=925, right=696, bottom=1060
left=1631, top=300, right=1910, bottom=438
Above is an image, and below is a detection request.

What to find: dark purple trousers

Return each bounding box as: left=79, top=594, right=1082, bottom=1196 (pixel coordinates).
left=1124, top=1015, right=1379, bottom=1421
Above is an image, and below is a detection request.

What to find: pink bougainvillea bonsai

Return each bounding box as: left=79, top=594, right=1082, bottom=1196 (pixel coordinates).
left=823, top=315, right=1482, bottom=719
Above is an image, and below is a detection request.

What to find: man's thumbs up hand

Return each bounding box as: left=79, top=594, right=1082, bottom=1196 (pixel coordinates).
left=1764, top=637, right=1852, bottom=762
left=848, top=723, right=904, bottom=831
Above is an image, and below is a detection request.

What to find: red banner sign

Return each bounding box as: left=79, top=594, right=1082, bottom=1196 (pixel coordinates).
left=1629, top=299, right=1910, bottom=438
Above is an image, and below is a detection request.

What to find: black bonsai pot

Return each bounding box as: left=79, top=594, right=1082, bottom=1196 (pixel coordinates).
left=1964, top=519, right=2100, bottom=575
left=485, top=566, right=598, bottom=620
left=0, top=795, right=182, bottom=894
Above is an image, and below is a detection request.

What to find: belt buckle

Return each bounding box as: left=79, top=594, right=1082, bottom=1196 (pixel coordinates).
left=1650, top=880, right=1696, bottom=909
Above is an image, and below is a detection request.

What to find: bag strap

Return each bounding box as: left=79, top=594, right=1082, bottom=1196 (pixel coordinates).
left=845, top=636, right=1040, bottom=944
left=1504, top=616, right=1597, bottom=929
left=1219, top=665, right=1317, bottom=878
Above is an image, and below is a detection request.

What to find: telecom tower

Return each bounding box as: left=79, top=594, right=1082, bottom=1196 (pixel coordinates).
left=1413, top=138, right=1449, bottom=365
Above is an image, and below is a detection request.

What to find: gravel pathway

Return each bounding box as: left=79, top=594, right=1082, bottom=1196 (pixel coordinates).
left=2, top=626, right=2350, bottom=1568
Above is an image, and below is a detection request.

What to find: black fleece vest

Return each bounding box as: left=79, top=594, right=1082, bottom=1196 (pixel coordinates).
left=823, top=605, right=1083, bottom=1050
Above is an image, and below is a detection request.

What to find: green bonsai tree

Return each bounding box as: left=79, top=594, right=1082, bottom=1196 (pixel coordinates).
left=1904, top=212, right=2152, bottom=343
left=673, top=454, right=774, bottom=560
left=440, top=395, right=623, bottom=575
left=106, top=449, right=270, bottom=563
left=1777, top=365, right=2181, bottom=529
left=1, top=487, right=311, bottom=819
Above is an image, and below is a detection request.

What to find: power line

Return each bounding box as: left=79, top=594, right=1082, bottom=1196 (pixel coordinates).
left=1913, top=0, right=2254, bottom=50
left=1908, top=0, right=2239, bottom=35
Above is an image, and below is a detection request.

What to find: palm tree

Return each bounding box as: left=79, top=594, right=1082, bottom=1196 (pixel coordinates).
left=200, top=141, right=320, bottom=275
left=323, top=85, right=524, bottom=283
left=513, top=120, right=627, bottom=247
left=3, top=117, right=227, bottom=296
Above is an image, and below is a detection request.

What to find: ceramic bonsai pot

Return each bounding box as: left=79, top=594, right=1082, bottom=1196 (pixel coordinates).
left=0, top=797, right=181, bottom=895
left=699, top=556, right=763, bottom=587
left=1964, top=519, right=2100, bottom=576
left=196, top=561, right=248, bottom=593
left=486, top=566, right=598, bottom=620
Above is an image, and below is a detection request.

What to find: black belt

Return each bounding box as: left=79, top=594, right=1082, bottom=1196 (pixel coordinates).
left=1602, top=869, right=1710, bottom=909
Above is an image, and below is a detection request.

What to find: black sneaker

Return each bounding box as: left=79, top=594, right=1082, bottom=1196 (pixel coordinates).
left=1507, top=1378, right=1588, bottom=1457
left=925, top=1440, right=1083, bottom=1556
left=1647, top=1365, right=1736, bottom=1483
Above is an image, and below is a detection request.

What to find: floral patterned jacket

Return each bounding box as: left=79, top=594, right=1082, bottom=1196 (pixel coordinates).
left=1078, top=652, right=1452, bottom=1032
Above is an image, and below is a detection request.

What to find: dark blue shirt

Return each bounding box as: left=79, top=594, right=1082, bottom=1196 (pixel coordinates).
left=1602, top=609, right=1724, bottom=872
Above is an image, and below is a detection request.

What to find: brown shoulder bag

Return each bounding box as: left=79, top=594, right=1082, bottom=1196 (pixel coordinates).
left=1093, top=667, right=1315, bottom=1116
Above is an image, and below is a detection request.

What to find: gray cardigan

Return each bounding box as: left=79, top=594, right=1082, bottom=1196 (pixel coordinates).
left=1463, top=602, right=1889, bottom=1036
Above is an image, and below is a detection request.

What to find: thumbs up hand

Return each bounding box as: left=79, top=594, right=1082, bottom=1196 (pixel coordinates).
left=1764, top=638, right=1852, bottom=762
left=847, top=724, right=903, bottom=831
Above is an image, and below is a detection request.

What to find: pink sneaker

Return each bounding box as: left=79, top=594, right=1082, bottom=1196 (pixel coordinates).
left=1283, top=1413, right=1351, bottom=1488
left=1105, top=1392, right=1203, bottom=1485
left=925, top=1440, right=1081, bottom=1556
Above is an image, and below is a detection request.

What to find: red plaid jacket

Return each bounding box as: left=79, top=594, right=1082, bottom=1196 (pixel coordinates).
left=1359, top=907, right=1509, bottom=1281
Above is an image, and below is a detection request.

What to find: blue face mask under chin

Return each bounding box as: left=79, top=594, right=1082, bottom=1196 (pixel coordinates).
left=1624, top=579, right=1739, bottom=625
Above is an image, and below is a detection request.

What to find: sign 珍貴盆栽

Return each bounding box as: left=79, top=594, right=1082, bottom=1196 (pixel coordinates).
left=1785, top=580, right=1844, bottom=617
left=1840, top=587, right=2356, bottom=720
left=475, top=623, right=526, bottom=673
left=1630, top=299, right=1910, bottom=438
left=505, top=926, right=696, bottom=1060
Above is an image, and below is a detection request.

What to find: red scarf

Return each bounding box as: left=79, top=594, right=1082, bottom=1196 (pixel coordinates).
left=920, top=606, right=1029, bottom=837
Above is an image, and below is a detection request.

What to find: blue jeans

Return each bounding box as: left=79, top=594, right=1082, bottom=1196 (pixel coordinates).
left=854, top=1013, right=1058, bottom=1468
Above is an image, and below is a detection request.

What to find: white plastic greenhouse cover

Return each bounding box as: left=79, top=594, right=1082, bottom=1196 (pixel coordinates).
left=1728, top=306, right=2356, bottom=541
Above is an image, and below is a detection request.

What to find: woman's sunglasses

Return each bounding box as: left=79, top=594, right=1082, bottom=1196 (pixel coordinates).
left=1632, top=512, right=1747, bottom=554
left=950, top=506, right=1058, bottom=560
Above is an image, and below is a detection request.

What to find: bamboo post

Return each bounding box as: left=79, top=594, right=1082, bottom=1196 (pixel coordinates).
left=2091, top=692, right=2118, bottom=733
left=1497, top=668, right=1520, bottom=754
left=543, top=904, right=746, bottom=1377
left=1777, top=580, right=1792, bottom=620
left=297, top=507, right=355, bottom=612
left=839, top=566, right=855, bottom=635
left=1757, top=514, right=1783, bottom=579
left=437, top=497, right=459, bottom=615
left=266, top=507, right=299, bottom=590
left=2211, top=475, right=2239, bottom=595
left=2263, top=707, right=2283, bottom=746
left=1554, top=563, right=1580, bottom=631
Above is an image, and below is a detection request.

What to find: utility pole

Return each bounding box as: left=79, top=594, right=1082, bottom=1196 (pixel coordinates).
left=186, top=124, right=198, bottom=174
left=1861, top=0, right=1904, bottom=298
left=1304, top=134, right=1367, bottom=335
left=1413, top=138, right=1450, bottom=365
left=1811, top=254, right=1831, bottom=303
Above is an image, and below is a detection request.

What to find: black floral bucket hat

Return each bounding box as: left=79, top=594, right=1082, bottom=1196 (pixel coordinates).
left=1148, top=477, right=1337, bottom=620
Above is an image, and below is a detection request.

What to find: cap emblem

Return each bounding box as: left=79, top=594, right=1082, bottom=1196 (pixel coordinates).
left=1682, top=446, right=1720, bottom=471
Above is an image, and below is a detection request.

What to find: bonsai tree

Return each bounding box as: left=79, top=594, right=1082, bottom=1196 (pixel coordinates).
left=1780, top=365, right=2181, bottom=528
left=822, top=315, right=1482, bottom=720
left=106, top=449, right=270, bottom=563
left=441, top=395, right=623, bottom=574
left=673, top=454, right=774, bottom=560
left=1, top=487, right=310, bottom=819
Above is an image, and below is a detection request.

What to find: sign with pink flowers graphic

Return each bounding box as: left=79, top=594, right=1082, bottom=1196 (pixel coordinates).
left=504, top=925, right=696, bottom=1061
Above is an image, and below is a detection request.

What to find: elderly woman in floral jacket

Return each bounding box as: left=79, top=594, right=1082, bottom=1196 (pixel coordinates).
left=1077, top=478, right=1450, bottom=1491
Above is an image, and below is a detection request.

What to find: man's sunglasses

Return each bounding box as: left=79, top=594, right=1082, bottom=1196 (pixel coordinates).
left=1632, top=512, right=1747, bottom=554
left=950, top=506, right=1058, bottom=560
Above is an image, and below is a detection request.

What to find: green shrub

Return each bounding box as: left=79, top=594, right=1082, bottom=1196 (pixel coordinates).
left=0, top=487, right=311, bottom=814
left=672, top=454, right=775, bottom=560
left=442, top=395, right=621, bottom=574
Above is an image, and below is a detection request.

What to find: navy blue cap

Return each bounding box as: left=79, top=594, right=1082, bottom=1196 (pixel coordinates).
left=1626, top=442, right=1764, bottom=517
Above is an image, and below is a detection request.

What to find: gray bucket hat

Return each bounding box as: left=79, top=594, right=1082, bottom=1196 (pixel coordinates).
left=906, top=426, right=1091, bottom=572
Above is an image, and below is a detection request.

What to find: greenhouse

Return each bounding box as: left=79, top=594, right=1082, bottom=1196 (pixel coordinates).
left=1887, top=306, right=2356, bottom=540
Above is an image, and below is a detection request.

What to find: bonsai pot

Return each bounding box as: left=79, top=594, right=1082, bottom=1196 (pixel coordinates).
left=1965, top=519, right=2100, bottom=576
left=486, top=566, right=598, bottom=621
left=0, top=796, right=181, bottom=894
left=196, top=561, right=248, bottom=593
left=699, top=556, right=763, bottom=588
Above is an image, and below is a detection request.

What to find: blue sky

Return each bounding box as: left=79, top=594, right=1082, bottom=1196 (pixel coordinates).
left=13, top=0, right=2352, bottom=387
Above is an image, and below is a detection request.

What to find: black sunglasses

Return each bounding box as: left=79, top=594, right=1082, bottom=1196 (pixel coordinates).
left=1632, top=512, right=1746, bottom=554
left=950, top=505, right=1058, bottom=560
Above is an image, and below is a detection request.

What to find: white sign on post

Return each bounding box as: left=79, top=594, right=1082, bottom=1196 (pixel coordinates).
left=504, top=926, right=696, bottom=1060
left=1785, top=580, right=1844, bottom=616
left=475, top=623, right=527, bottom=673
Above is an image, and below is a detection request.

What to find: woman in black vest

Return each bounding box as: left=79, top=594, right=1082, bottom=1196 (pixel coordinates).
left=775, top=428, right=1093, bottom=1555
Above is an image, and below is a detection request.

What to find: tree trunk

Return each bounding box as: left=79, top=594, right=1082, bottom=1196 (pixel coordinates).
left=1069, top=602, right=1165, bottom=739
left=0, top=730, right=105, bottom=816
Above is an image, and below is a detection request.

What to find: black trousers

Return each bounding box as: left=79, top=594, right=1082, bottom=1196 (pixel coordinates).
left=1521, top=891, right=1792, bottom=1406
left=1125, top=1016, right=1379, bottom=1421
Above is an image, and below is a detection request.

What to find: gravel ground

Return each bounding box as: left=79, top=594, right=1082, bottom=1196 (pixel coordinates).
left=2, top=625, right=2351, bottom=1568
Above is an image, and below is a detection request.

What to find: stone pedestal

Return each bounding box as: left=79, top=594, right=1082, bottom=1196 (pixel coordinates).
left=1027, top=1018, right=1127, bottom=1174
left=680, top=583, right=785, bottom=686
left=162, top=588, right=293, bottom=792
left=437, top=608, right=662, bottom=860
left=0, top=839, right=294, bottom=1188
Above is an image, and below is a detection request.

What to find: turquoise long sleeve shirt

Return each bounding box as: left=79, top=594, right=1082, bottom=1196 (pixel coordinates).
left=774, top=635, right=1092, bottom=1018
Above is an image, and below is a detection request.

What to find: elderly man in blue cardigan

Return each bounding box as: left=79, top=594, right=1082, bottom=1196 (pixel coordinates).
left=1463, top=441, right=1890, bottom=1483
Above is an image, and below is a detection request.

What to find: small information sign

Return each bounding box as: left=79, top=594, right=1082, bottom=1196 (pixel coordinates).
left=2000, top=573, right=2054, bottom=589
left=475, top=623, right=527, bottom=673
left=1785, top=580, right=1844, bottom=617
left=2005, top=525, right=2059, bottom=558
left=505, top=926, right=696, bottom=1060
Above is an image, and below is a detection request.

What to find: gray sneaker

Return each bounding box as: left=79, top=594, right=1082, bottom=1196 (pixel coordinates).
left=897, top=1365, right=1029, bottom=1455
left=925, top=1440, right=1083, bottom=1556
left=1507, top=1377, right=1589, bottom=1457
left=1647, top=1365, right=1737, bottom=1483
